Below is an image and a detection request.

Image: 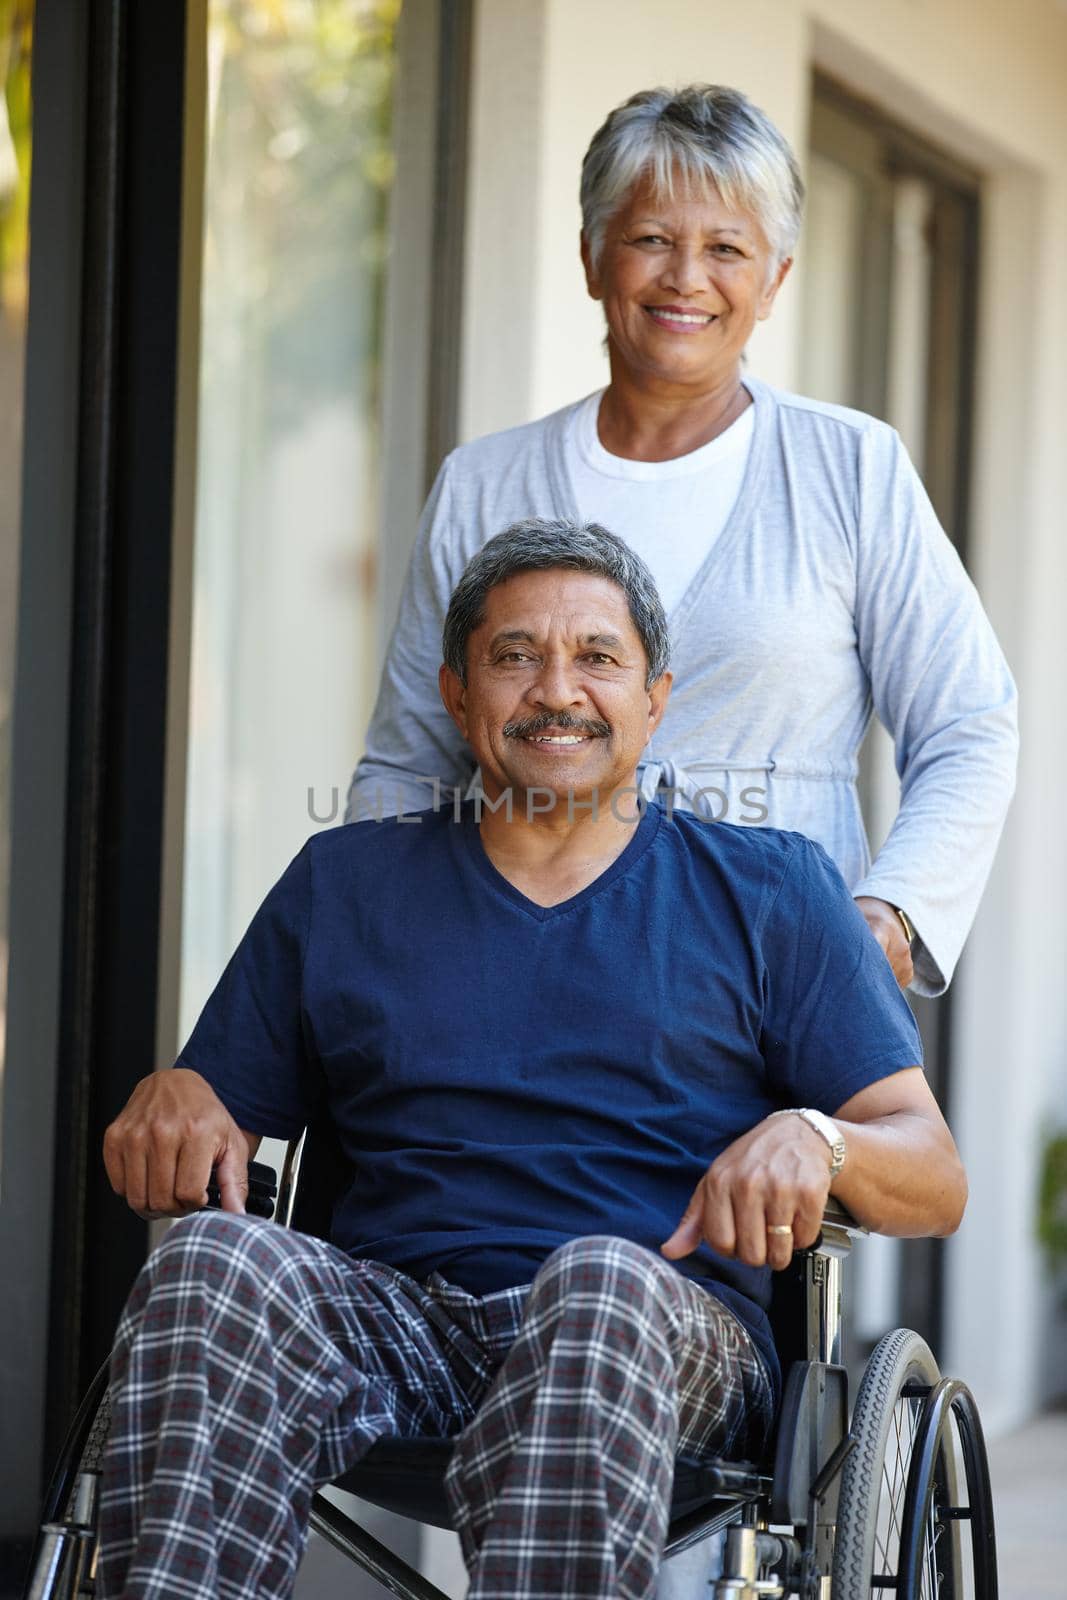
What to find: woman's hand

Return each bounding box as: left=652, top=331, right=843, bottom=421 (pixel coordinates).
left=855, top=896, right=914, bottom=988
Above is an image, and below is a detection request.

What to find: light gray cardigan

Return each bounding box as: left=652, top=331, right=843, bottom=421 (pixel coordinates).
left=347, top=378, right=1018, bottom=996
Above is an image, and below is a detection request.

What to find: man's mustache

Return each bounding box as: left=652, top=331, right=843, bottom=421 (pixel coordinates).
left=503, top=711, right=611, bottom=739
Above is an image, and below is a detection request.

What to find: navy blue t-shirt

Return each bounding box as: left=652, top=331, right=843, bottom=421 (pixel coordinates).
left=179, top=802, right=922, bottom=1392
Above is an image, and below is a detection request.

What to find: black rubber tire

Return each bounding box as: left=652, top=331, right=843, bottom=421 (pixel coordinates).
left=79, top=1388, right=111, bottom=1475
left=833, top=1328, right=962, bottom=1598
left=40, top=1361, right=111, bottom=1526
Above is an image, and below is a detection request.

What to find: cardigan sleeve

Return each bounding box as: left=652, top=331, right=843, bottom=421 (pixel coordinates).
left=345, top=454, right=477, bottom=822
left=850, top=424, right=1018, bottom=995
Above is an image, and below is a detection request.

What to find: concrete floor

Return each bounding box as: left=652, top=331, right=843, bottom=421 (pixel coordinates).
left=295, top=1411, right=1067, bottom=1597
left=986, top=1408, right=1067, bottom=1599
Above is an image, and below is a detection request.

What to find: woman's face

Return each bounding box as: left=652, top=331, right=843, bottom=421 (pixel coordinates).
left=582, top=172, right=791, bottom=391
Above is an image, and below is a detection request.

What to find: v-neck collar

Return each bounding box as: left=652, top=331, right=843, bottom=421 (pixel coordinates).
left=459, top=801, right=662, bottom=922
left=547, top=374, right=771, bottom=636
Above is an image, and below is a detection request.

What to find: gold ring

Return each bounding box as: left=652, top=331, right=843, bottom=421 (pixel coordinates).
left=766, top=1224, right=794, bottom=1236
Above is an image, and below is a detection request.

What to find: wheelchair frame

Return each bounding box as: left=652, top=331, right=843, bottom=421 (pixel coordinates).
left=24, top=1135, right=998, bottom=1600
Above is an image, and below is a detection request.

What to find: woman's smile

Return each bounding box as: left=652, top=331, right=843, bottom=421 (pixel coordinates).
left=644, top=304, right=718, bottom=331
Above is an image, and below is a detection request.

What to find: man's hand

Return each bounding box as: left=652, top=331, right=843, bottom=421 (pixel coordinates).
left=855, top=896, right=914, bottom=989
left=661, top=1114, right=833, bottom=1271
left=103, top=1068, right=255, bottom=1220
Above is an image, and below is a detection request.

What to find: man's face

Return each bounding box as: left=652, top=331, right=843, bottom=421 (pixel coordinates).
left=440, top=567, right=671, bottom=808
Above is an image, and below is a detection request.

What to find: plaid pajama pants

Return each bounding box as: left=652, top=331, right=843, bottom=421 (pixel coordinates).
left=99, top=1211, right=774, bottom=1600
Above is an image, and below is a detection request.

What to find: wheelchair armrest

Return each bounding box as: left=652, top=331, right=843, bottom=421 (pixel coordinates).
left=820, top=1195, right=865, bottom=1235
left=800, top=1196, right=866, bottom=1261
left=205, top=1159, right=278, bottom=1219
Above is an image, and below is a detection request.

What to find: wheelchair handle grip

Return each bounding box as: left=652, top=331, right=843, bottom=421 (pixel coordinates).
left=205, top=1158, right=278, bottom=1219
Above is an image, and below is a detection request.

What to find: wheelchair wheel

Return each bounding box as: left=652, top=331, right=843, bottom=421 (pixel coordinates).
left=23, top=1363, right=110, bottom=1600
left=832, top=1328, right=964, bottom=1598
left=896, top=1375, right=997, bottom=1599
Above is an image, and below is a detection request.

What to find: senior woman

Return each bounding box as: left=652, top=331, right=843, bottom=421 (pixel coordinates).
left=346, top=84, right=1016, bottom=998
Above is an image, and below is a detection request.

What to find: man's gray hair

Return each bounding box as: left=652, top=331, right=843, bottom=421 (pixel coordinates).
left=580, top=84, right=804, bottom=268
left=443, top=518, right=670, bottom=688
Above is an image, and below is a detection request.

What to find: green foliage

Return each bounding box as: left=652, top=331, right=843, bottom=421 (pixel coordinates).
left=1037, top=1130, right=1067, bottom=1273
left=0, top=0, right=33, bottom=314
left=203, top=0, right=401, bottom=424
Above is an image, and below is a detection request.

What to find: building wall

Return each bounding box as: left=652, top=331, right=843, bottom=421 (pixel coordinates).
left=460, top=0, right=1067, bottom=1434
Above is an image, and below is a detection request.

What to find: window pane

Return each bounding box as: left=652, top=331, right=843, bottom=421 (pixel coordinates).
left=0, top=0, right=33, bottom=1149
left=181, top=0, right=401, bottom=1035
left=799, top=151, right=864, bottom=406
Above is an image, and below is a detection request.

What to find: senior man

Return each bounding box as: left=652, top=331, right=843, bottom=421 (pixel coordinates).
left=101, top=519, right=966, bottom=1600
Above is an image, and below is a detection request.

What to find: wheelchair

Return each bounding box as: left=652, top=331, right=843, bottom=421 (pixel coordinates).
left=24, top=1118, right=998, bottom=1600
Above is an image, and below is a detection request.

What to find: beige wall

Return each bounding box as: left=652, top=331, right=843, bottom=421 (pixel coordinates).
left=460, top=0, right=1067, bottom=1433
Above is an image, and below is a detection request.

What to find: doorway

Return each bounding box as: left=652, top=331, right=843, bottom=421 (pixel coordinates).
left=799, top=71, right=981, bottom=1355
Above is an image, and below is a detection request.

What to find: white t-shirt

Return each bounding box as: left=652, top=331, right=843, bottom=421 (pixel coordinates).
left=564, top=389, right=755, bottom=617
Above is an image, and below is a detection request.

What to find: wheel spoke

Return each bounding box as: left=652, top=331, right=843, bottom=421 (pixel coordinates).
left=872, top=1390, right=943, bottom=1595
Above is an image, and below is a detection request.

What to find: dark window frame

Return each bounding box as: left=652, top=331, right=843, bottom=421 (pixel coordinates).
left=43, top=0, right=196, bottom=1468
left=1, top=0, right=90, bottom=1570
left=810, top=70, right=981, bottom=552
left=2, top=8, right=202, bottom=1575
left=2, top=8, right=473, bottom=1579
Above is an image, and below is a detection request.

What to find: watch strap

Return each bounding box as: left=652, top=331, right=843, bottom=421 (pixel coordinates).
left=770, top=1106, right=846, bottom=1178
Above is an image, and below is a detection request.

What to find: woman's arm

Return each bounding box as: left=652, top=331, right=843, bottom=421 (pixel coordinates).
left=346, top=455, right=476, bottom=822
left=851, top=426, right=1018, bottom=995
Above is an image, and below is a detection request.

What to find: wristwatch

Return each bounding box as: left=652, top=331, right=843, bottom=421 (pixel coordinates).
left=771, top=1107, right=847, bottom=1178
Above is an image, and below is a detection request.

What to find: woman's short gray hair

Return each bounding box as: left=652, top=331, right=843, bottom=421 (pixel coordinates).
left=443, top=518, right=670, bottom=688
left=581, top=84, right=804, bottom=267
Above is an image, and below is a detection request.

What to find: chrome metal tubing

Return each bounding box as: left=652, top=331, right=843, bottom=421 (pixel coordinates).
left=70, top=1473, right=99, bottom=1533
left=25, top=1526, right=70, bottom=1600
left=805, top=1203, right=863, bottom=1367
left=724, top=1525, right=758, bottom=1581
left=26, top=1524, right=94, bottom=1600
left=276, top=1131, right=307, bottom=1230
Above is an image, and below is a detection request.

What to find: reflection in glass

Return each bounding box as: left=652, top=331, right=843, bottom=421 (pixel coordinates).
left=180, top=0, right=401, bottom=1036
left=0, top=0, right=33, bottom=1146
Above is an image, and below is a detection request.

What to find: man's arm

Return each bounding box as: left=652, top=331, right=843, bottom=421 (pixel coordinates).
left=104, top=1067, right=263, bottom=1220
left=662, top=1066, right=966, bottom=1273
left=105, top=842, right=318, bottom=1217
left=821, top=1069, right=966, bottom=1238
